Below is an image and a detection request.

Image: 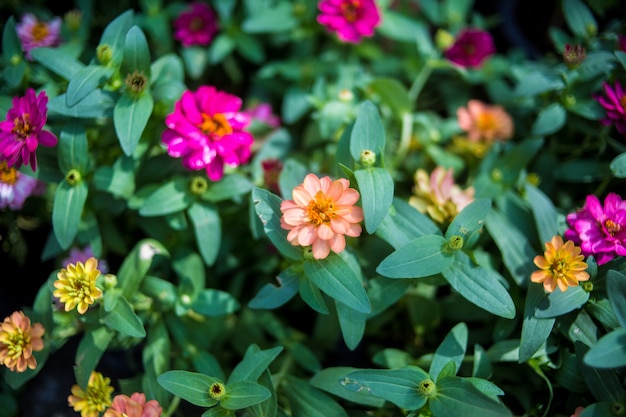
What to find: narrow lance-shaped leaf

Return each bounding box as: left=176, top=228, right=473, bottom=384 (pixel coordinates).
left=607, top=270, right=626, bottom=328
left=336, top=300, right=367, bottom=351
left=429, top=376, right=513, bottom=417
left=102, top=295, right=146, bottom=338
left=74, top=327, right=114, bottom=388
left=220, top=381, right=271, bottom=410
left=519, top=283, right=556, bottom=362
left=187, top=201, right=221, bottom=266
left=139, top=177, right=193, bottom=217
left=584, top=328, right=626, bottom=369
left=99, top=10, right=135, bottom=67
left=376, top=234, right=452, bottom=279
left=66, top=65, right=114, bottom=107
left=114, top=93, right=154, bottom=156
left=58, top=124, right=89, bottom=174
left=248, top=266, right=300, bottom=310
left=282, top=376, right=349, bottom=417
left=355, top=167, right=394, bottom=233
left=350, top=101, right=386, bottom=161
left=52, top=180, right=88, bottom=249
left=429, top=322, right=468, bottom=381
left=157, top=370, right=220, bottom=407
left=228, top=345, right=283, bottom=384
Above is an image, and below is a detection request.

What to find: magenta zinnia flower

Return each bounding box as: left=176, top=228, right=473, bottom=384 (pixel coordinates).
left=594, top=81, right=626, bottom=137
left=0, top=88, right=58, bottom=171
left=173, top=2, right=219, bottom=47
left=0, top=160, right=42, bottom=210
left=16, top=13, right=62, bottom=60
left=444, top=29, right=496, bottom=68
left=317, top=0, right=381, bottom=43
left=564, top=193, right=626, bottom=265
left=162, top=86, right=254, bottom=181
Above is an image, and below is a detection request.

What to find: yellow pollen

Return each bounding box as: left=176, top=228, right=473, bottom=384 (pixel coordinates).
left=199, top=113, right=233, bottom=138
left=605, top=219, right=621, bottom=235
left=340, top=0, right=362, bottom=23
left=6, top=329, right=29, bottom=358
left=31, top=22, right=49, bottom=41
left=306, top=191, right=336, bottom=226
left=12, top=114, right=32, bottom=140
left=0, top=162, right=19, bottom=185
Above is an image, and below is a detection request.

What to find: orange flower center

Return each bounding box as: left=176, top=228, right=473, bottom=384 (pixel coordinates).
left=620, top=95, right=626, bottom=111
left=306, top=191, right=336, bottom=226
left=340, top=0, right=362, bottom=23
left=605, top=219, right=621, bottom=236
left=200, top=113, right=233, bottom=139
left=12, top=113, right=32, bottom=140
left=31, top=22, right=49, bottom=41
left=551, top=258, right=568, bottom=279
left=0, top=161, right=19, bottom=185
left=477, top=112, right=497, bottom=132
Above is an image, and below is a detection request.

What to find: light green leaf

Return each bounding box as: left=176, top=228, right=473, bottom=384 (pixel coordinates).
left=278, top=158, right=308, bottom=200
left=114, top=92, right=154, bottom=156
left=368, top=77, right=412, bottom=113
left=74, top=327, right=114, bottom=388
left=310, top=367, right=386, bottom=408
left=202, top=174, right=253, bottom=203
left=187, top=202, right=221, bottom=266
left=53, top=180, right=88, bottom=249
left=610, top=152, right=626, bottom=178
left=121, top=25, right=151, bottom=77
left=228, top=345, right=283, bottom=384
left=246, top=370, right=277, bottom=417
left=429, top=376, right=512, bottom=417
left=99, top=9, right=135, bottom=67
left=584, top=328, right=626, bottom=369
left=524, top=183, right=558, bottom=245
left=336, top=301, right=367, bottom=350
left=562, top=0, right=597, bottom=38
left=368, top=277, right=412, bottom=317
left=58, top=124, right=89, bottom=174
left=117, top=239, right=169, bottom=297
left=445, top=198, right=492, bottom=246
left=30, top=47, right=84, bottom=80
left=220, top=381, right=271, bottom=410
left=355, top=168, right=394, bottom=233
left=379, top=10, right=430, bottom=46
left=531, top=103, right=566, bottom=136
left=66, top=65, right=114, bottom=107
left=139, top=177, right=193, bottom=217
left=350, top=101, right=386, bottom=162
left=607, top=270, right=626, bottom=328
left=102, top=295, right=146, bottom=337
left=535, top=286, right=589, bottom=318
left=429, top=322, right=468, bottom=380
left=282, top=376, right=349, bottom=417
left=93, top=155, right=136, bottom=199
left=157, top=370, right=219, bottom=407
left=208, top=34, right=236, bottom=63
left=192, top=289, right=240, bottom=317
left=376, top=197, right=441, bottom=249
left=376, top=234, right=452, bottom=279
left=48, top=90, right=116, bottom=119
left=576, top=342, right=623, bottom=402
left=519, top=283, right=556, bottom=362
left=248, top=266, right=300, bottom=309
left=242, top=3, right=297, bottom=33
left=514, top=72, right=565, bottom=97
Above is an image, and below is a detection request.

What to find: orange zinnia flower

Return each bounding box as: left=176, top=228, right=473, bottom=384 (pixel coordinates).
left=53, top=257, right=103, bottom=314
left=457, top=99, right=514, bottom=142
left=0, top=310, right=44, bottom=372
left=280, top=173, right=364, bottom=259
left=531, top=235, right=590, bottom=292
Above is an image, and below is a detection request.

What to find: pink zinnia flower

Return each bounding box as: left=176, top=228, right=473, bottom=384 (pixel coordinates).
left=16, top=13, right=62, bottom=60
left=317, top=0, right=381, bottom=43
left=0, top=88, right=58, bottom=171
left=280, top=173, right=364, bottom=259
left=0, top=160, right=42, bottom=210
left=564, top=193, right=626, bottom=265
left=444, top=28, right=496, bottom=68
left=162, top=86, right=254, bottom=181
left=594, top=81, right=626, bottom=137
left=61, top=246, right=109, bottom=275
left=104, top=393, right=162, bottom=417
left=173, top=2, right=219, bottom=47
left=457, top=99, right=514, bottom=142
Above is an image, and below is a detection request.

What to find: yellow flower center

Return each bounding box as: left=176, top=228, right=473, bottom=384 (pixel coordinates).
left=0, top=161, right=19, bottom=185
left=477, top=112, right=497, bottom=133
left=306, top=191, right=336, bottom=226
left=12, top=114, right=32, bottom=140
left=551, top=258, right=569, bottom=279
left=605, top=219, right=621, bottom=236
left=200, top=113, right=233, bottom=138
left=4, top=328, right=29, bottom=359
left=340, top=0, right=362, bottom=23
left=31, top=22, right=49, bottom=41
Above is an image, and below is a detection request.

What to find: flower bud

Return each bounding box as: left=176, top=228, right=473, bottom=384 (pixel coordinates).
left=96, top=44, right=113, bottom=65
left=563, top=44, right=586, bottom=69
left=124, top=70, right=149, bottom=96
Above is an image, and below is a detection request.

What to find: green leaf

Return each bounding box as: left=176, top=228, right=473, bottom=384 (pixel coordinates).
left=368, top=77, right=412, bottom=114
left=278, top=158, right=308, bottom=200
left=336, top=300, right=367, bottom=350
left=139, top=177, right=193, bottom=216
left=282, top=376, right=349, bottom=417
left=202, top=174, right=253, bottom=203
left=445, top=198, right=491, bottom=246
left=443, top=0, right=473, bottom=26
left=67, top=65, right=114, bottom=107
left=310, top=367, right=386, bottom=408
left=576, top=342, right=623, bottom=402
left=192, top=289, right=240, bottom=317
left=524, top=183, right=558, bottom=245
left=584, top=328, right=626, bottom=368
left=52, top=180, right=88, bottom=249
left=30, top=47, right=84, bottom=80
left=519, top=283, right=556, bottom=362
left=93, top=155, right=136, bottom=199
left=535, top=286, right=589, bottom=318
left=355, top=168, right=394, bottom=233
left=281, top=87, right=311, bottom=124
left=48, top=90, right=116, bottom=119
left=202, top=407, right=236, bottom=417
left=368, top=277, right=412, bottom=317
left=228, top=345, right=283, bottom=384
left=554, top=159, right=612, bottom=183
left=376, top=234, right=452, bottom=279
left=562, top=0, right=597, bottom=38
left=74, top=327, right=114, bottom=388
left=182, top=46, right=208, bottom=79
left=102, top=295, right=146, bottom=337
left=2, top=16, right=21, bottom=60
left=607, top=270, right=626, bottom=328
left=221, top=381, right=271, bottom=410
left=343, top=366, right=430, bottom=410
left=376, top=197, right=441, bottom=249
left=208, top=34, right=236, bottom=64
left=531, top=103, right=566, bottom=136
left=248, top=266, right=300, bottom=309
left=117, top=239, right=169, bottom=297
left=350, top=101, right=386, bottom=162
left=616, top=51, right=626, bottom=72
left=442, top=252, right=515, bottom=319
left=610, top=152, right=626, bottom=178
left=187, top=202, right=221, bottom=266
left=299, top=276, right=329, bottom=314
left=429, top=323, right=468, bottom=381
left=114, top=92, right=154, bottom=156
left=379, top=10, right=430, bottom=47
left=246, top=370, right=278, bottom=417
left=121, top=25, right=151, bottom=76
left=304, top=255, right=371, bottom=314
left=242, top=3, right=297, bottom=33
left=429, top=376, right=512, bottom=417
left=157, top=370, right=219, bottom=407
left=58, top=124, right=89, bottom=174
left=514, top=71, right=565, bottom=97
left=99, top=9, right=135, bottom=67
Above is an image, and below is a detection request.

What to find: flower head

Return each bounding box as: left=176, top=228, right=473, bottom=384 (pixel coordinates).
left=280, top=173, right=364, bottom=259
left=444, top=28, right=496, bottom=68
left=594, top=81, right=626, bottom=137
left=68, top=371, right=114, bottom=417
left=173, top=2, right=219, bottom=47
left=563, top=44, right=586, bottom=68
left=317, top=0, right=381, bottom=43
left=565, top=193, right=626, bottom=265
left=53, top=257, right=103, bottom=314
left=531, top=235, right=590, bottom=292
left=16, top=13, right=62, bottom=60
left=0, top=160, right=42, bottom=210
left=0, top=88, right=58, bottom=170
left=457, top=99, right=514, bottom=143
left=409, top=167, right=475, bottom=224
left=62, top=246, right=109, bottom=275
left=104, top=393, right=162, bottom=417
left=0, top=311, right=44, bottom=372
left=245, top=103, right=281, bottom=129
left=162, top=86, right=254, bottom=181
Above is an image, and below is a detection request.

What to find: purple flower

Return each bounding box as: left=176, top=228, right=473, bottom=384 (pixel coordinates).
left=0, top=161, right=42, bottom=210
left=0, top=88, right=58, bottom=170
left=245, top=103, right=281, bottom=129
left=564, top=193, right=626, bottom=265
left=444, top=29, right=496, bottom=68
left=173, top=2, right=219, bottom=47
left=61, top=246, right=109, bottom=274
left=16, top=13, right=62, bottom=60
left=317, top=0, right=381, bottom=43
left=594, top=81, right=626, bottom=137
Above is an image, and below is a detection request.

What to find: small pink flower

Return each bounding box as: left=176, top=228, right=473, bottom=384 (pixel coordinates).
left=444, top=28, right=495, bottom=68
left=262, top=159, right=283, bottom=195
left=104, top=393, right=162, bottom=417
left=317, top=0, right=381, bottom=43
left=173, top=2, right=219, bottom=47
left=0, top=160, right=42, bottom=210
left=0, top=88, right=58, bottom=170
left=245, top=103, right=281, bottom=129
left=457, top=99, right=514, bottom=142
left=594, top=81, right=626, bottom=137
left=61, top=246, right=109, bottom=275
left=162, top=86, right=254, bottom=181
left=16, top=13, right=62, bottom=60
left=571, top=406, right=585, bottom=417
left=280, top=173, right=364, bottom=259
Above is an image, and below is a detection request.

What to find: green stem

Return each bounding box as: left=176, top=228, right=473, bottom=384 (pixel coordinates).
left=408, top=61, right=434, bottom=104
left=394, top=112, right=414, bottom=168
left=272, top=352, right=294, bottom=390
left=162, top=395, right=180, bottom=417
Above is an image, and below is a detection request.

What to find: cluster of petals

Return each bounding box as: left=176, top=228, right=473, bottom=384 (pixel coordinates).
left=444, top=28, right=496, bottom=68
left=565, top=192, right=626, bottom=265
left=53, top=257, right=103, bottom=314
left=0, top=310, right=44, bottom=372
left=173, top=2, right=219, bottom=47
left=0, top=88, right=58, bottom=171
left=409, top=166, right=475, bottom=224
left=531, top=235, right=589, bottom=293
left=317, top=0, right=381, bottom=43
left=0, top=160, right=43, bottom=210
left=162, top=86, right=254, bottom=181
left=68, top=371, right=114, bottom=417
left=593, top=81, right=626, bottom=137
left=104, top=392, right=162, bottom=417
left=280, top=173, right=364, bottom=259
left=16, top=13, right=62, bottom=60
left=457, top=99, right=514, bottom=143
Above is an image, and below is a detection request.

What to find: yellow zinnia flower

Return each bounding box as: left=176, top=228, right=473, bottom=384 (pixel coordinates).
left=0, top=310, right=44, bottom=372
left=68, top=371, right=114, bottom=417
left=53, top=257, right=103, bottom=314
left=531, top=235, right=590, bottom=292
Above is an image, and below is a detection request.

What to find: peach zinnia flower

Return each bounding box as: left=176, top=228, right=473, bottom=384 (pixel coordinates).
left=531, top=235, right=590, bottom=292
left=53, top=257, right=103, bottom=314
left=280, top=173, right=364, bottom=259
left=457, top=99, right=514, bottom=142
left=104, top=392, right=162, bottom=417
left=0, top=311, right=44, bottom=372
left=68, top=371, right=114, bottom=417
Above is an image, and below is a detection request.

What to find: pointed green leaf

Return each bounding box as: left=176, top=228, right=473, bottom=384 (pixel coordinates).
left=350, top=101, right=385, bottom=161
left=117, top=239, right=169, bottom=297
left=562, top=0, right=597, bottom=38
left=99, top=9, right=134, bottom=66
left=445, top=198, right=491, bottom=245
left=376, top=234, right=451, bottom=279
left=584, top=328, right=626, bottom=369
left=157, top=370, right=219, bottom=407
left=188, top=201, right=221, bottom=266
left=114, top=92, right=154, bottom=156
left=52, top=180, right=88, bottom=249
left=607, top=270, right=626, bottom=328
left=30, top=47, right=84, bottom=80
left=576, top=342, right=623, bottom=402
left=282, top=376, right=349, bottom=417
left=75, top=327, right=114, bottom=388
left=219, top=381, right=271, bottom=410
left=48, top=90, right=116, bottom=119
left=299, top=276, right=329, bottom=314
left=121, top=25, right=151, bottom=76
left=2, top=16, right=21, bottom=60
left=376, top=197, right=441, bottom=249
left=336, top=301, right=367, bottom=350
left=192, top=289, right=240, bottom=317
left=202, top=174, right=253, bottom=203
left=310, top=367, right=385, bottom=408
left=228, top=345, right=283, bottom=384
left=208, top=33, right=236, bottom=64
left=67, top=65, right=114, bottom=107
left=429, top=377, right=512, bottom=417
left=278, top=158, right=308, bottom=200
left=368, top=78, right=412, bottom=114
left=524, top=183, right=558, bottom=245
left=531, top=103, right=566, bottom=136
left=368, top=276, right=412, bottom=317
left=355, top=168, right=394, bottom=233
left=535, top=285, right=589, bottom=318
left=139, top=177, right=193, bottom=216
left=429, top=323, right=468, bottom=380
left=58, top=124, right=89, bottom=174
left=246, top=369, right=278, bottom=417
left=610, top=152, right=626, bottom=178
left=241, top=3, right=297, bottom=33
left=93, top=155, right=136, bottom=199
left=248, top=266, right=300, bottom=310
left=519, top=283, right=555, bottom=362
left=103, top=295, right=146, bottom=337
